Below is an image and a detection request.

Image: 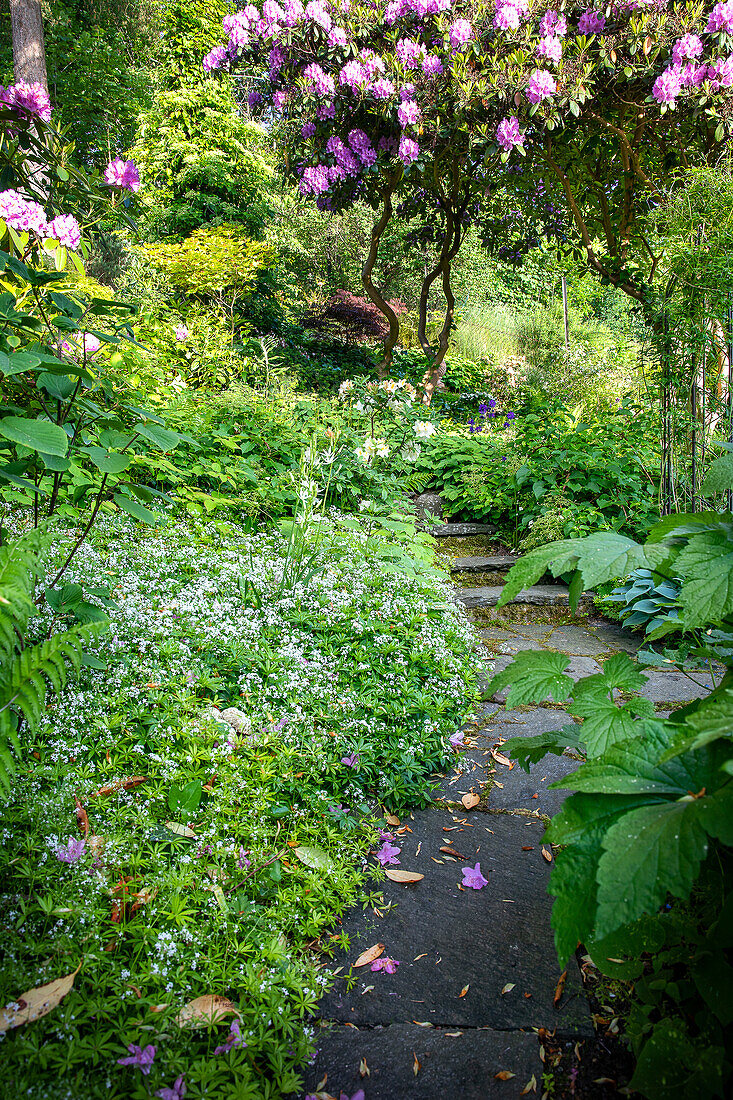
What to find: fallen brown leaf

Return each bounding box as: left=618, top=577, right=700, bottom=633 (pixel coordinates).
left=354, top=944, right=384, bottom=968
left=541, top=846, right=553, bottom=863
left=458, top=984, right=470, bottom=998
left=73, top=794, right=89, bottom=837
left=521, top=846, right=534, bottom=851
left=386, top=814, right=400, bottom=826
left=414, top=953, right=427, bottom=961
left=440, top=846, right=465, bottom=859
left=92, top=776, right=148, bottom=797
left=444, top=1031, right=463, bottom=1037
left=461, top=793, right=480, bottom=810
left=413, top=1052, right=420, bottom=1076
left=0, top=962, right=82, bottom=1030
left=359, top=1057, right=370, bottom=1078
left=412, top=1020, right=433, bottom=1027
left=176, top=994, right=240, bottom=1028
left=501, top=983, right=515, bottom=995
left=384, top=869, right=424, bottom=883
left=495, top=1070, right=515, bottom=1081
left=520, top=1074, right=538, bottom=1095
left=492, top=750, right=512, bottom=767
left=553, top=969, right=568, bottom=1008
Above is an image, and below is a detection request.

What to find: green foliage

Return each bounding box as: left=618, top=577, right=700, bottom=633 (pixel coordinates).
left=608, top=569, right=682, bottom=637
left=0, top=529, right=103, bottom=792
left=0, top=513, right=477, bottom=1097
left=490, top=511, right=733, bottom=1100
left=138, top=227, right=275, bottom=302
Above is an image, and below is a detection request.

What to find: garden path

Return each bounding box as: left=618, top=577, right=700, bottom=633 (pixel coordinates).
left=300, top=527, right=716, bottom=1100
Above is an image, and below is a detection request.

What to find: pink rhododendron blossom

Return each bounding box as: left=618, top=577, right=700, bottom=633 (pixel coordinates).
left=248, top=90, right=263, bottom=108
left=348, top=128, right=376, bottom=165
left=0, top=80, right=52, bottom=121
left=214, top=1021, right=247, bottom=1056
left=375, top=840, right=401, bottom=865
left=328, top=26, right=349, bottom=47
left=653, top=66, right=682, bottom=103
left=537, top=34, right=562, bottom=63
left=462, top=862, right=489, bottom=889
left=526, top=68, right=557, bottom=103
left=371, top=957, right=400, bottom=973
left=361, top=50, right=385, bottom=78
left=679, top=61, right=708, bottom=87
left=155, top=1076, right=187, bottom=1100
left=577, top=9, right=606, bottom=34
left=203, top=44, right=229, bottom=70
left=398, top=135, right=419, bottom=164
left=317, top=100, right=336, bottom=119
left=497, top=115, right=525, bottom=152
left=55, top=837, right=86, bottom=863
left=117, top=1045, right=156, bottom=1074
left=422, top=54, right=444, bottom=75
left=540, top=10, right=567, bottom=37
left=708, top=54, right=733, bottom=87
left=449, top=731, right=465, bottom=748
left=398, top=99, right=420, bottom=127
left=449, top=18, right=473, bottom=48
left=175, top=324, right=189, bottom=341
left=305, top=0, right=332, bottom=29
left=707, top=1, right=733, bottom=33
left=672, top=34, right=703, bottom=64
left=304, top=62, right=335, bottom=96
left=300, top=164, right=331, bottom=193
left=494, top=3, right=521, bottom=30
left=49, top=214, right=81, bottom=250
left=104, top=158, right=140, bottom=192
left=370, top=77, right=396, bottom=98
left=400, top=82, right=417, bottom=100
left=339, top=60, right=368, bottom=90
left=0, top=189, right=49, bottom=236
left=396, top=38, right=425, bottom=67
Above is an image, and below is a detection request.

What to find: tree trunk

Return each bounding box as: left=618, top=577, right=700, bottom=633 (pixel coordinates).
left=362, top=187, right=400, bottom=380
left=9, top=0, right=48, bottom=88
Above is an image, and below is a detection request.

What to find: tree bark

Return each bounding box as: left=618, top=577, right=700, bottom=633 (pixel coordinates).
left=9, top=0, right=48, bottom=89
left=362, top=187, right=400, bottom=380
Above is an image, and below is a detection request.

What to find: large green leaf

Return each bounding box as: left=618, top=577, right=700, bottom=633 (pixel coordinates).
left=0, top=349, right=43, bottom=376
left=37, top=371, right=75, bottom=401
left=554, top=721, right=720, bottom=797
left=485, top=650, right=573, bottom=708
left=0, top=417, right=68, bottom=457
left=501, top=723, right=584, bottom=772
left=133, top=422, right=182, bottom=452
left=549, top=843, right=601, bottom=965
left=629, top=1018, right=725, bottom=1100
left=674, top=529, right=733, bottom=628
left=498, top=532, right=649, bottom=611
left=85, top=447, right=131, bottom=476
left=595, top=801, right=708, bottom=937
left=293, top=845, right=334, bottom=872
left=568, top=694, right=655, bottom=756
left=702, top=452, right=733, bottom=494
left=113, top=493, right=159, bottom=524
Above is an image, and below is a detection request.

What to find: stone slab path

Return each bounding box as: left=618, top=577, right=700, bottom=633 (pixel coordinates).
left=299, top=540, right=719, bottom=1099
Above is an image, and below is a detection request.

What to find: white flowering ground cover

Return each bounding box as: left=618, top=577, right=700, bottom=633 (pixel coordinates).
left=0, top=513, right=478, bottom=1099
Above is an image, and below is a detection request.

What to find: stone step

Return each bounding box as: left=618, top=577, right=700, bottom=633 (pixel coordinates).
left=303, top=1023, right=542, bottom=1099
left=315, top=809, right=592, bottom=1036
left=450, top=554, right=518, bottom=573
left=430, top=522, right=498, bottom=538
left=458, top=584, right=594, bottom=610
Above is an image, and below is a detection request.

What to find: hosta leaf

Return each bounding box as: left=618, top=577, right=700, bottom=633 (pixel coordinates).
left=675, top=530, right=733, bottom=628
left=485, top=650, right=573, bottom=708
left=595, top=801, right=708, bottom=938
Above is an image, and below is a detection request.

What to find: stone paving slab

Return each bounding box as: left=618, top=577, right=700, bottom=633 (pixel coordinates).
left=636, top=668, right=715, bottom=704
left=544, top=624, right=621, bottom=657
left=431, top=522, right=499, bottom=537
left=302, top=1023, right=542, bottom=1100
left=318, top=810, right=592, bottom=1036
left=584, top=620, right=640, bottom=654
left=459, top=584, right=595, bottom=610
left=451, top=555, right=518, bottom=573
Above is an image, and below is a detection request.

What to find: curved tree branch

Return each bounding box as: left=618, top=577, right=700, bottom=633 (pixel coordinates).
left=362, top=184, right=399, bottom=379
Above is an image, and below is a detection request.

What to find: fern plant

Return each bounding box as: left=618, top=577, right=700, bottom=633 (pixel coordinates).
left=0, top=530, right=104, bottom=792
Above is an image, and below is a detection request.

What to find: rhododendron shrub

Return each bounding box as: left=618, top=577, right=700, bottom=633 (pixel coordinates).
left=206, top=0, right=733, bottom=390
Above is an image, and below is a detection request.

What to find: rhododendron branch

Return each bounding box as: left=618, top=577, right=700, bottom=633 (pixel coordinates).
left=362, top=185, right=400, bottom=378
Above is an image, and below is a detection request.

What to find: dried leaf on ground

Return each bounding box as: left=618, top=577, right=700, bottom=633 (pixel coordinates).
left=384, top=869, right=424, bottom=883
left=439, top=846, right=465, bottom=859
left=0, top=962, right=82, bottom=1030
left=520, top=1075, right=538, bottom=1095
left=495, top=1070, right=516, bottom=1081
left=553, top=969, right=568, bottom=1007
left=385, top=814, right=400, bottom=826
left=176, top=994, right=240, bottom=1028
left=354, top=944, right=384, bottom=968
left=413, top=1052, right=420, bottom=1076
left=461, top=793, right=480, bottom=810
left=492, top=750, right=513, bottom=767
left=501, top=983, right=516, bottom=995
left=73, top=795, right=89, bottom=837
left=92, top=776, right=148, bottom=797
left=359, top=1057, right=370, bottom=1078
left=458, top=984, right=470, bottom=998
left=541, top=846, right=553, bottom=863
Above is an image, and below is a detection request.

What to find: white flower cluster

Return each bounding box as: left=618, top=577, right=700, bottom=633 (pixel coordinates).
left=355, top=436, right=390, bottom=465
